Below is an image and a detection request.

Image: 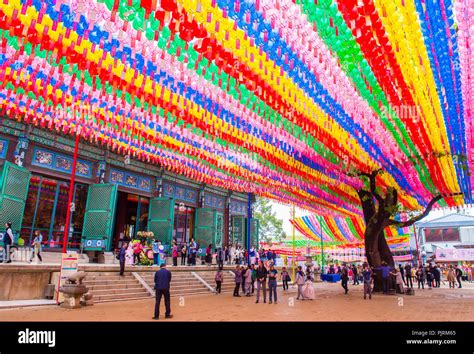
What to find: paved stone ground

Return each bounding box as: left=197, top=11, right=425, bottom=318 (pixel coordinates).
left=1, top=281, right=473, bottom=321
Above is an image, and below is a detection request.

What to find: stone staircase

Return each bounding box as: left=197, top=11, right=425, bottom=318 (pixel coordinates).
left=139, top=271, right=211, bottom=297
left=83, top=272, right=151, bottom=303
left=31, top=250, right=90, bottom=264
left=197, top=271, right=236, bottom=293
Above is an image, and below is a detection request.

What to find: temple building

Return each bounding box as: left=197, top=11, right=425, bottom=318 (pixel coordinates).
left=0, top=118, right=259, bottom=259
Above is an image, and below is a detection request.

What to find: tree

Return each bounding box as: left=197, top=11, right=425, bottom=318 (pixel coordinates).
left=252, top=198, right=287, bottom=243
left=352, top=169, right=461, bottom=291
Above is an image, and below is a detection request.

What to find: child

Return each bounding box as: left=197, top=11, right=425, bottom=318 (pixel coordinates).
left=302, top=273, right=315, bottom=300
left=215, top=269, right=223, bottom=294
left=281, top=267, right=290, bottom=291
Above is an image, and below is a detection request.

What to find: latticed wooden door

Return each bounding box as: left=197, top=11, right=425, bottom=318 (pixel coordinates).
left=82, top=184, right=118, bottom=251
left=214, top=212, right=224, bottom=248
left=250, top=218, right=260, bottom=249
left=231, top=215, right=246, bottom=247
left=194, top=208, right=215, bottom=252
left=148, top=197, right=175, bottom=246
left=0, top=161, right=31, bottom=245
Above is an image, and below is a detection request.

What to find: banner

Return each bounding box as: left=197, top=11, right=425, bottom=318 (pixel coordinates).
left=56, top=253, right=79, bottom=303
left=435, top=249, right=474, bottom=262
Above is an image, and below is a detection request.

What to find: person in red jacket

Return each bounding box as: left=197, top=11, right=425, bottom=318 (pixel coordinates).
left=133, top=241, right=143, bottom=265
left=172, top=241, right=179, bottom=267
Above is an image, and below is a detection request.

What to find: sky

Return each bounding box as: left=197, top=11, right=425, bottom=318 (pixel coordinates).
left=270, top=200, right=474, bottom=241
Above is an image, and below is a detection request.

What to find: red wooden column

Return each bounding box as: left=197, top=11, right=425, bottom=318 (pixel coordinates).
left=62, top=133, right=80, bottom=253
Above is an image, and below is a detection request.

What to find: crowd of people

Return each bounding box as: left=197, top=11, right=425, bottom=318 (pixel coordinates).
left=149, top=241, right=280, bottom=268
left=330, top=261, right=470, bottom=298
left=213, top=262, right=315, bottom=303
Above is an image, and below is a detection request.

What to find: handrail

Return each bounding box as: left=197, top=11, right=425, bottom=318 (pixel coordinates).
left=191, top=271, right=215, bottom=293
left=131, top=272, right=154, bottom=297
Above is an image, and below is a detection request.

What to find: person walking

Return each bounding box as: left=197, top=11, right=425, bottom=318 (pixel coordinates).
left=29, top=230, right=43, bottom=263
left=447, top=265, right=456, bottom=288
left=233, top=265, right=242, bottom=297
left=172, top=242, right=179, bottom=267
left=399, top=264, right=406, bottom=286
left=152, top=239, right=160, bottom=266
left=362, top=262, right=372, bottom=299
left=433, top=265, right=441, bottom=288
left=281, top=267, right=290, bottom=291
left=180, top=244, right=186, bottom=266
left=455, top=265, right=463, bottom=288
left=152, top=263, right=172, bottom=319
left=215, top=268, right=223, bottom=294
left=244, top=265, right=253, bottom=296
left=352, top=264, right=359, bottom=285
left=3, top=222, right=13, bottom=263
left=255, top=261, right=268, bottom=303
left=404, top=263, right=413, bottom=288
left=296, top=266, right=306, bottom=300
left=268, top=264, right=278, bottom=304
left=341, top=264, right=349, bottom=295
left=118, top=243, right=127, bottom=276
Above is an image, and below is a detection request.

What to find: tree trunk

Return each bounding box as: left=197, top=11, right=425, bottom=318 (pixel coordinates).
left=363, top=217, right=394, bottom=292
left=354, top=171, right=454, bottom=292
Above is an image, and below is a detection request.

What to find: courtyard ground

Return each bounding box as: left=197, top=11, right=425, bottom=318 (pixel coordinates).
left=1, top=281, right=473, bottom=321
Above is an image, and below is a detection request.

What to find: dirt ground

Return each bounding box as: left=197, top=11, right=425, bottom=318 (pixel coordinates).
left=1, top=282, right=473, bottom=321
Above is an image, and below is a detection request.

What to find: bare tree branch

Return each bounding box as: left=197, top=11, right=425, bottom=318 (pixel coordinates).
left=387, top=193, right=462, bottom=227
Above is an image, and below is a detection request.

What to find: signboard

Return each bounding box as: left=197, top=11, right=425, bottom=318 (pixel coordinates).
left=424, top=228, right=461, bottom=243
left=56, top=253, right=79, bottom=303
left=393, top=254, right=414, bottom=262
left=435, top=248, right=474, bottom=262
